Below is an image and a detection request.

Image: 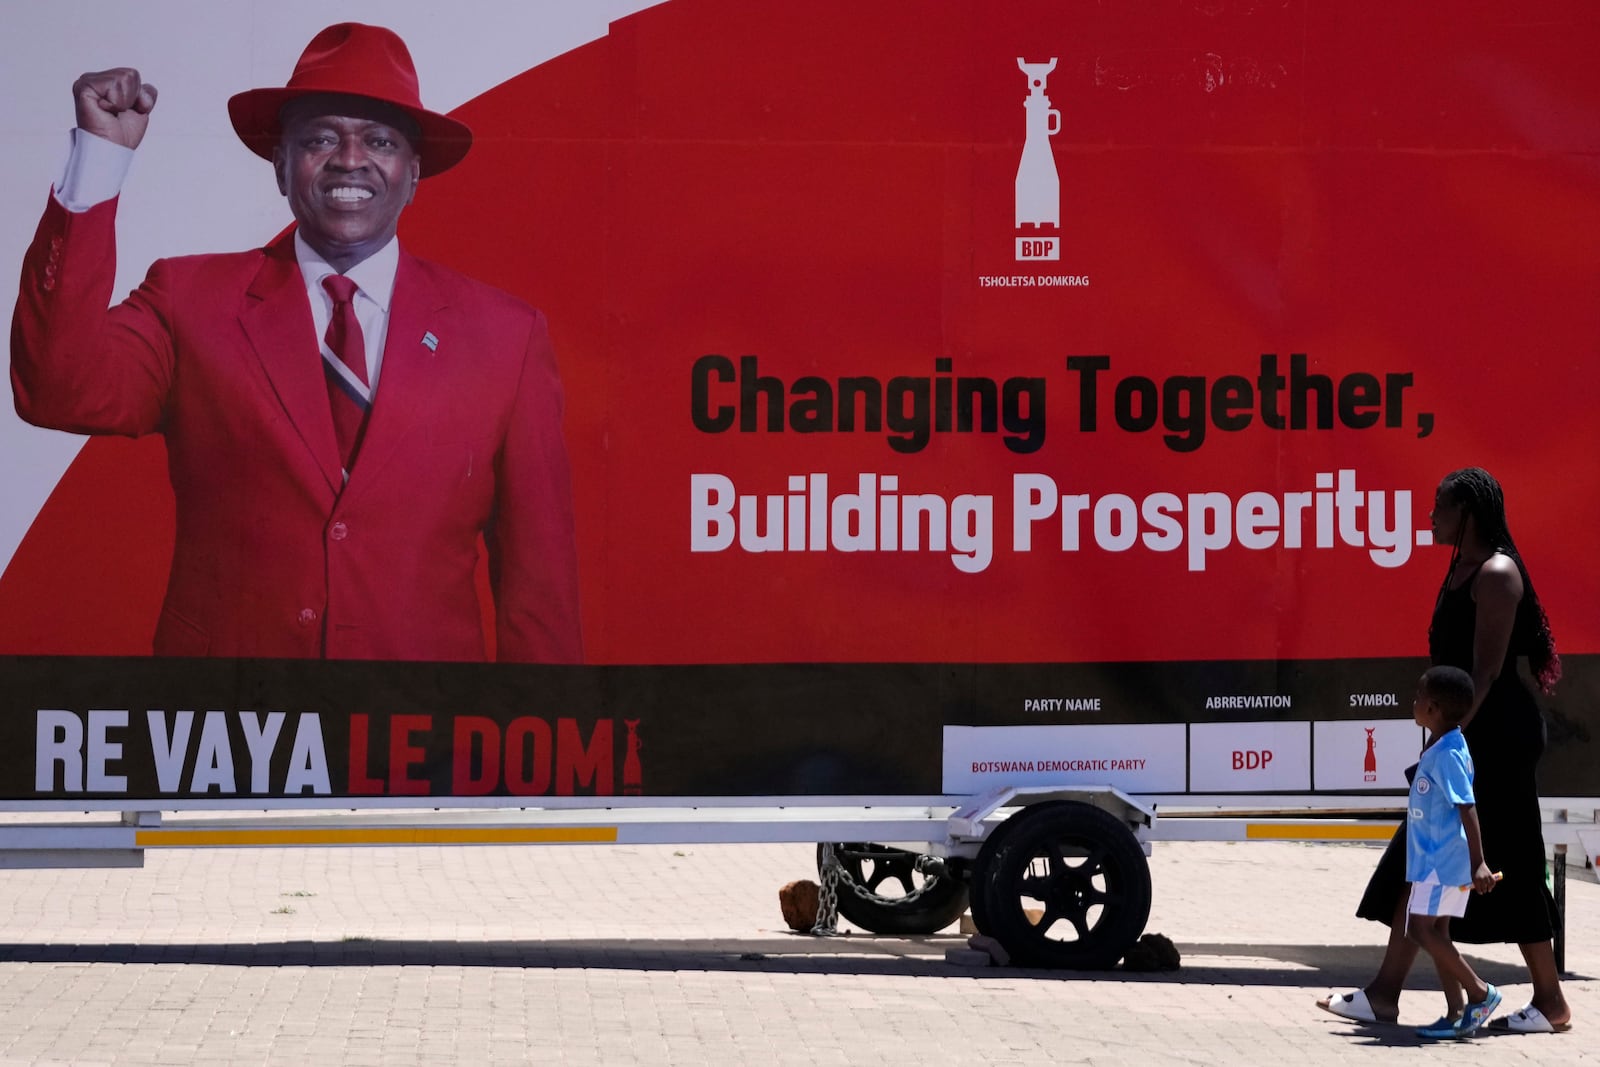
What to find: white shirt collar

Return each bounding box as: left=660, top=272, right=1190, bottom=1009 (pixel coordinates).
left=293, top=231, right=399, bottom=311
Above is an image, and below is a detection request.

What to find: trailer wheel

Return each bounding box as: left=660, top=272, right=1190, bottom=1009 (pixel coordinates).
left=970, top=801, right=1150, bottom=969
left=817, top=842, right=970, bottom=935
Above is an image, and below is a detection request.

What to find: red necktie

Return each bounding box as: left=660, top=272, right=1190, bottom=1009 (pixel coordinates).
left=321, top=274, right=371, bottom=473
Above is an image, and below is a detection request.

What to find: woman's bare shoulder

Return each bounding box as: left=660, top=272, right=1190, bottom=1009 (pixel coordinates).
left=1474, top=552, right=1524, bottom=600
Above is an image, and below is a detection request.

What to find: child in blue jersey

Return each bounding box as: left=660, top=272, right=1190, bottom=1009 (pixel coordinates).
left=1406, top=665, right=1501, bottom=1039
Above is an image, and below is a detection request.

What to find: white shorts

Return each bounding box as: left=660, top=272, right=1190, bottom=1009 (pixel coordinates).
left=1408, top=872, right=1470, bottom=919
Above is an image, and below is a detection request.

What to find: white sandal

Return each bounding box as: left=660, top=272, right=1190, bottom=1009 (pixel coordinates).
left=1317, top=990, right=1392, bottom=1024
left=1488, top=1005, right=1572, bottom=1034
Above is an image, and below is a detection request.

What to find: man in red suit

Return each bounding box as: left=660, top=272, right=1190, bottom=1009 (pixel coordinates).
left=10, top=23, right=582, bottom=664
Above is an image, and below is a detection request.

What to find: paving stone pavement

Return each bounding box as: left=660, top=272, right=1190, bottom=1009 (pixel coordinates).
left=0, top=832, right=1596, bottom=1065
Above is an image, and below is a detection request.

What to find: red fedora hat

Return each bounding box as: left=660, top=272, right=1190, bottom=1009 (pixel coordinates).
left=227, top=22, right=472, bottom=178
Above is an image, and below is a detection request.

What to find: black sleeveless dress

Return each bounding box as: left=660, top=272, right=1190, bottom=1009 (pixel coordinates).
left=1354, top=559, right=1557, bottom=943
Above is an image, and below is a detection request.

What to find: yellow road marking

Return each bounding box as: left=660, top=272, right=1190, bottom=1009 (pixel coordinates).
left=1245, top=822, right=1399, bottom=841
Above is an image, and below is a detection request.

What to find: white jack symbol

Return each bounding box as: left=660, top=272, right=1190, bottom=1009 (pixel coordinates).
left=1015, top=58, right=1061, bottom=230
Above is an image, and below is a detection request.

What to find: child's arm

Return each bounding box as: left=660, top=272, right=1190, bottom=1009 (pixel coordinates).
left=1458, top=803, right=1497, bottom=893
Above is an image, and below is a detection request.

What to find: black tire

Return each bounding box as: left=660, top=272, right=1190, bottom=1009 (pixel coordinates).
left=965, top=809, right=1026, bottom=938
left=970, top=801, right=1151, bottom=969
left=817, top=842, right=970, bottom=935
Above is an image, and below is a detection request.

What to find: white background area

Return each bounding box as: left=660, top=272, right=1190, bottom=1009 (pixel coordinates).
left=1188, top=721, right=1311, bottom=793
left=943, top=724, right=1189, bottom=794
left=1313, top=719, right=1424, bottom=791
left=0, top=1, right=662, bottom=577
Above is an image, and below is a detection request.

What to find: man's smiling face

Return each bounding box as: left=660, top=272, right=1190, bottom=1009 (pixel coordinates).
left=274, top=94, right=421, bottom=272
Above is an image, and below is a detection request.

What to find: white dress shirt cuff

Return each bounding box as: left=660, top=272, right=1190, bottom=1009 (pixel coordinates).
left=53, top=128, right=135, bottom=212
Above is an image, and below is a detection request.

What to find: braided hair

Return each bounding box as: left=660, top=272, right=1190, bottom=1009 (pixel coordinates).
left=1435, top=467, right=1561, bottom=692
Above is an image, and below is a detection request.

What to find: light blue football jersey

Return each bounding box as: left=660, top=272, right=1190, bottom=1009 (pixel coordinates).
left=1406, top=727, right=1476, bottom=886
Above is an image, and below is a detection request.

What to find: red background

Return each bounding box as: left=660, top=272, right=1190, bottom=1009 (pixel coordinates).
left=3, top=0, right=1597, bottom=664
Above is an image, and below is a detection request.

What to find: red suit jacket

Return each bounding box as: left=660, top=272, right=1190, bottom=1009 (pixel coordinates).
left=11, top=195, right=582, bottom=663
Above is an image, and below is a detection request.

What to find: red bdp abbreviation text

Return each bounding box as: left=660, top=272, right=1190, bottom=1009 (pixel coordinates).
left=1232, top=750, right=1274, bottom=770
left=1015, top=237, right=1059, bottom=261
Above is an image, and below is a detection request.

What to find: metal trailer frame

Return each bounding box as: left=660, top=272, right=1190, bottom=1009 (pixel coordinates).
left=2, top=791, right=1591, bottom=968
left=2, top=791, right=1594, bottom=862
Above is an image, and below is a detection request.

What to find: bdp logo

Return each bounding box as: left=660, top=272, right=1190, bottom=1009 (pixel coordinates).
left=1015, top=57, right=1061, bottom=262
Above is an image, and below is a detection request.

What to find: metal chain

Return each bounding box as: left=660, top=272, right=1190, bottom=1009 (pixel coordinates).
left=812, top=844, right=949, bottom=935
left=834, top=846, right=939, bottom=907
left=811, top=842, right=841, bottom=935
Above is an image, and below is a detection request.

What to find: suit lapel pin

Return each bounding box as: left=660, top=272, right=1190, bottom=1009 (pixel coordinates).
left=421, top=330, right=440, bottom=352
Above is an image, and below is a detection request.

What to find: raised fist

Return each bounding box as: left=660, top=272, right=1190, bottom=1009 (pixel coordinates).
left=73, top=68, right=158, bottom=150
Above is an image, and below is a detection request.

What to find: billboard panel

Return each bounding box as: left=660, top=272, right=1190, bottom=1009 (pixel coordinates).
left=2, top=1, right=1596, bottom=804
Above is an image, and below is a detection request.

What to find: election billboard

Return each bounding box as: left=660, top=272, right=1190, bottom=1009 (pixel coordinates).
left=2, top=0, right=1596, bottom=806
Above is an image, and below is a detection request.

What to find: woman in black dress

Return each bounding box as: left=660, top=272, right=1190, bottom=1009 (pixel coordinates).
left=1318, top=467, right=1571, bottom=1032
